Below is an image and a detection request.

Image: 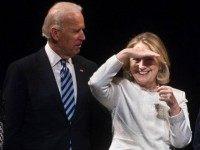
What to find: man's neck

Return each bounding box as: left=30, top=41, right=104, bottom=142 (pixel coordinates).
left=48, top=41, right=70, bottom=59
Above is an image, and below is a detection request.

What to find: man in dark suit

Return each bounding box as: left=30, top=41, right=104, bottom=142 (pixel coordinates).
left=194, top=109, right=200, bottom=150
left=0, top=90, right=3, bottom=149
left=3, top=2, right=112, bottom=150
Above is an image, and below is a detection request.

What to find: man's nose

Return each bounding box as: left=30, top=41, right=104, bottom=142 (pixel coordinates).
left=80, top=30, right=85, bottom=40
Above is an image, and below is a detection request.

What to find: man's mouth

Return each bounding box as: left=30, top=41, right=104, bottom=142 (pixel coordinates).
left=75, top=44, right=82, bottom=48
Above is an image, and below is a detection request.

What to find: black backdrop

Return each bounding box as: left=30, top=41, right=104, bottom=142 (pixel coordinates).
left=1, top=0, right=200, bottom=149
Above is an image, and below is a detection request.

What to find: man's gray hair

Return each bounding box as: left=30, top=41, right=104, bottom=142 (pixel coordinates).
left=42, top=2, right=82, bottom=39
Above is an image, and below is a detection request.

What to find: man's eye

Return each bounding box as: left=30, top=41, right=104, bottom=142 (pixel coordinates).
left=74, top=30, right=79, bottom=33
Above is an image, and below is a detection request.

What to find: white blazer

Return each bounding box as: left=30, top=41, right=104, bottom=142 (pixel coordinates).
left=88, top=55, right=192, bottom=150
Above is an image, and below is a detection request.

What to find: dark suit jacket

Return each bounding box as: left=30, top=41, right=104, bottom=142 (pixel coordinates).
left=194, top=109, right=200, bottom=150
left=3, top=49, right=112, bottom=150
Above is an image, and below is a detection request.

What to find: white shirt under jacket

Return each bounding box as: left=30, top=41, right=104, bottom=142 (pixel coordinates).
left=88, top=55, right=192, bottom=150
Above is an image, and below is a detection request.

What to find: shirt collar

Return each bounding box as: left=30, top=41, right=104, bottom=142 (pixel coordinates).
left=45, top=42, right=73, bottom=67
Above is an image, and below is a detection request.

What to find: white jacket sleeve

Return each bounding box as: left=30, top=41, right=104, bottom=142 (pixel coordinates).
left=88, top=55, right=123, bottom=110
left=169, top=90, right=192, bottom=148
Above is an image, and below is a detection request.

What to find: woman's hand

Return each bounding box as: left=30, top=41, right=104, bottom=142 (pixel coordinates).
left=157, top=86, right=181, bottom=116
left=116, top=48, right=159, bottom=64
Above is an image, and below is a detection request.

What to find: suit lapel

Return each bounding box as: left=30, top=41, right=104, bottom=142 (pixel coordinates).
left=36, top=49, right=69, bottom=121
left=37, top=50, right=89, bottom=123
left=71, top=56, right=87, bottom=122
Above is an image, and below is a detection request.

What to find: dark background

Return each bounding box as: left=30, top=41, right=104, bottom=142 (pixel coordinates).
left=1, top=0, right=200, bottom=149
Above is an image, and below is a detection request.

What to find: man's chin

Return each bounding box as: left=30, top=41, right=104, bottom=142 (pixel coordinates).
left=69, top=49, right=80, bottom=58
left=75, top=48, right=80, bottom=54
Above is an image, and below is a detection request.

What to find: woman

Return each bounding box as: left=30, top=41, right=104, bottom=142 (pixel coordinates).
left=88, top=32, right=192, bottom=149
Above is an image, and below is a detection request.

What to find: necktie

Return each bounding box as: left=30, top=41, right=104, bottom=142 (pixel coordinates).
left=60, top=59, right=75, bottom=150
left=60, top=59, right=76, bottom=120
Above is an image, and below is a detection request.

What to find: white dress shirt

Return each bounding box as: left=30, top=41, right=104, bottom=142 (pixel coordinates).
left=45, top=42, right=77, bottom=101
left=88, top=55, right=192, bottom=150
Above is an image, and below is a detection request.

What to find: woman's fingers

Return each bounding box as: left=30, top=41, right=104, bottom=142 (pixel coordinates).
left=158, top=86, right=176, bottom=106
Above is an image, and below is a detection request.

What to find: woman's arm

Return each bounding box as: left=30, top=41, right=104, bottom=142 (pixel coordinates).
left=168, top=91, right=192, bottom=148
left=88, top=48, right=159, bottom=110
left=88, top=55, right=123, bottom=110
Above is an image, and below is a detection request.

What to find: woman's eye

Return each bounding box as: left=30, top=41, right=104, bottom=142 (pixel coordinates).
left=145, top=58, right=154, bottom=63
left=134, top=58, right=140, bottom=63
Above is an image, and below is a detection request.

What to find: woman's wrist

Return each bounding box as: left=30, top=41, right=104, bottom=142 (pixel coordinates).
left=116, top=49, right=130, bottom=63
left=169, top=104, right=181, bottom=116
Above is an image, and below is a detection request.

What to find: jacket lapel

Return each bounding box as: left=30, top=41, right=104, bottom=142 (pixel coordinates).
left=71, top=56, right=87, bottom=122
left=36, top=49, right=69, bottom=121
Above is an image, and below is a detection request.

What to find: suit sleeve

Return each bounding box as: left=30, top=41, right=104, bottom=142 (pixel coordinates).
left=3, top=62, right=28, bottom=150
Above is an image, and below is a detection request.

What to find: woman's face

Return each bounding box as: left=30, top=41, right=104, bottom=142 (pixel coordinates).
left=130, top=42, right=159, bottom=89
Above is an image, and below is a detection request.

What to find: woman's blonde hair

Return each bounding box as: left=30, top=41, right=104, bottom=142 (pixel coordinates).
left=123, top=32, right=170, bottom=85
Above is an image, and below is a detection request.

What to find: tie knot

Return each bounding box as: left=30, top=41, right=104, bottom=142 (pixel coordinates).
left=60, top=59, right=66, bottom=67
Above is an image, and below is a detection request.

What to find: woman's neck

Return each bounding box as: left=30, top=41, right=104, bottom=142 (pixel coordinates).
left=139, top=83, right=158, bottom=92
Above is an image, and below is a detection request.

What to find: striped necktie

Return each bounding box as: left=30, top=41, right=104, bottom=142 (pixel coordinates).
left=60, top=59, right=76, bottom=121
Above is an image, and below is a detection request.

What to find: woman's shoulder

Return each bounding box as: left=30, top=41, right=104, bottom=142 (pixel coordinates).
left=171, top=87, right=185, bottom=94
left=171, top=87, right=187, bottom=102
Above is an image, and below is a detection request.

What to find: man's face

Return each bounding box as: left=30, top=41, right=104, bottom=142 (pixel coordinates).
left=57, top=12, right=85, bottom=58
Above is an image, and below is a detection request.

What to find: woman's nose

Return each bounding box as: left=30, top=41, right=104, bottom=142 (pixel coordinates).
left=138, top=60, right=144, bottom=68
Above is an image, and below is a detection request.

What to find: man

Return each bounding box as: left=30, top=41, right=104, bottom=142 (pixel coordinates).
left=0, top=122, right=2, bottom=150
left=194, top=109, right=200, bottom=149
left=3, top=2, right=112, bottom=150
left=0, top=90, right=3, bottom=149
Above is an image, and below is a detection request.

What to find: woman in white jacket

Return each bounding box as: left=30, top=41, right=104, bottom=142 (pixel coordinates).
left=88, top=32, right=192, bottom=150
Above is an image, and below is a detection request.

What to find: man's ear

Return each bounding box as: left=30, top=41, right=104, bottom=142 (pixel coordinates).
left=50, top=27, right=60, bottom=41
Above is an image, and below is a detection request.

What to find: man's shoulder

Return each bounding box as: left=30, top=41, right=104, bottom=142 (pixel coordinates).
left=73, top=55, right=97, bottom=67
left=10, top=49, right=44, bottom=66
left=73, top=55, right=95, bottom=64
left=7, top=49, right=45, bottom=72
left=73, top=55, right=98, bottom=73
